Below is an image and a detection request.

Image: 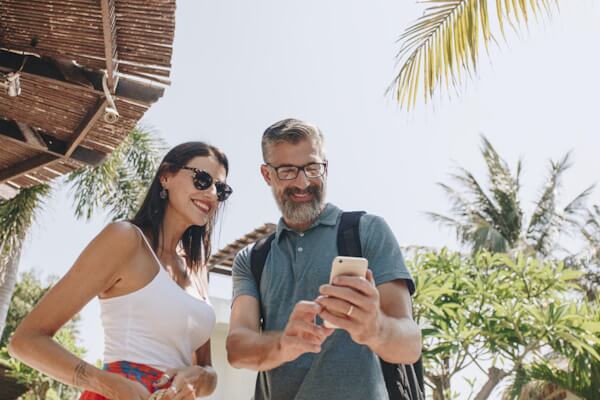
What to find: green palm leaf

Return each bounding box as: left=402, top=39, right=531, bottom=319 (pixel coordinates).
left=392, top=0, right=559, bottom=109
left=526, top=153, right=593, bottom=255
left=66, top=126, right=166, bottom=222
left=431, top=136, right=593, bottom=256
left=0, top=185, right=51, bottom=263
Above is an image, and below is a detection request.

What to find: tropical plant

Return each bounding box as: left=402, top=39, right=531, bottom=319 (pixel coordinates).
left=578, top=205, right=600, bottom=300
left=67, top=125, right=165, bottom=221
left=428, top=135, right=593, bottom=256
left=505, top=300, right=600, bottom=399
left=409, top=249, right=600, bottom=400
left=0, top=270, right=86, bottom=400
left=0, top=185, right=51, bottom=338
left=392, top=0, right=560, bottom=108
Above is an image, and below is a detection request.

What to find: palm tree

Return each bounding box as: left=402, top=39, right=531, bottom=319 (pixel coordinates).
left=428, top=135, right=594, bottom=256
left=66, top=126, right=165, bottom=221
left=392, top=0, right=560, bottom=108
left=0, top=126, right=165, bottom=339
left=0, top=185, right=51, bottom=338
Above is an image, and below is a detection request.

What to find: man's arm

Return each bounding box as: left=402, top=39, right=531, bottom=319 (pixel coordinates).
left=226, top=296, right=333, bottom=371
left=317, top=271, right=421, bottom=364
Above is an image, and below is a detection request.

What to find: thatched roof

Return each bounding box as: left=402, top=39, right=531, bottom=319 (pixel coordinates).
left=0, top=0, right=176, bottom=198
left=208, top=223, right=277, bottom=275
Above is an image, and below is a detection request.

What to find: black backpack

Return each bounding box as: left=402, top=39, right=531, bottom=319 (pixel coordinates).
left=250, top=211, right=425, bottom=400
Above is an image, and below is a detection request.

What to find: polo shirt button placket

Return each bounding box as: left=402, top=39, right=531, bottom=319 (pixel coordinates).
left=298, top=232, right=304, bottom=252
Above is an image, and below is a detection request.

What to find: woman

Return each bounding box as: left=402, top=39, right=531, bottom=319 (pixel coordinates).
left=8, top=142, right=233, bottom=400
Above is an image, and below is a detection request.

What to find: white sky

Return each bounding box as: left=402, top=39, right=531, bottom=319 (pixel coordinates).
left=17, top=1, right=600, bottom=398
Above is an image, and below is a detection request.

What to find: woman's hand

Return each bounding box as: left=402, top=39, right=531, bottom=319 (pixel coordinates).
left=153, top=366, right=217, bottom=399
left=102, top=372, right=151, bottom=400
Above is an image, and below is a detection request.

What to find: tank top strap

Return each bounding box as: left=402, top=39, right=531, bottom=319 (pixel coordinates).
left=128, top=223, right=164, bottom=269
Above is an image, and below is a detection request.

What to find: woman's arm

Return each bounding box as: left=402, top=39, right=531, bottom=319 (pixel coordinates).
left=8, top=222, right=149, bottom=398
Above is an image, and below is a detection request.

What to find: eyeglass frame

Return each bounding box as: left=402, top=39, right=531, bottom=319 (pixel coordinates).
left=264, top=161, right=328, bottom=181
left=176, top=165, right=233, bottom=202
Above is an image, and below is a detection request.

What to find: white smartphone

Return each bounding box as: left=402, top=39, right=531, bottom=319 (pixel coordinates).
left=323, top=256, right=368, bottom=329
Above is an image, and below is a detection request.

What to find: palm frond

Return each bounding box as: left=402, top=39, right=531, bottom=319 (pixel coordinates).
left=0, top=185, right=51, bottom=275
left=480, top=135, right=523, bottom=244
left=0, top=185, right=51, bottom=249
left=66, top=126, right=166, bottom=222
left=392, top=0, right=559, bottom=108
left=526, top=152, right=572, bottom=254
left=561, top=185, right=595, bottom=229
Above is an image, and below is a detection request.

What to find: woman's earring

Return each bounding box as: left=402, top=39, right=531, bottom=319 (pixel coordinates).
left=160, top=187, right=168, bottom=200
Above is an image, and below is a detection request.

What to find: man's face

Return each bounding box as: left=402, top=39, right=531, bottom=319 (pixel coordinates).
left=261, top=139, right=327, bottom=228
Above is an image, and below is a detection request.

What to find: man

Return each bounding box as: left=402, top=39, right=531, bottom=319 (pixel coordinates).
left=226, top=118, right=421, bottom=400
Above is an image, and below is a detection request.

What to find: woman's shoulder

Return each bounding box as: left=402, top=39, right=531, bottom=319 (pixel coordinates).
left=92, top=221, right=143, bottom=255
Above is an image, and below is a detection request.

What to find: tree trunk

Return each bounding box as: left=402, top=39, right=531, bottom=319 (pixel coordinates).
left=428, top=373, right=451, bottom=400
left=0, top=245, right=23, bottom=339
left=473, top=367, right=510, bottom=400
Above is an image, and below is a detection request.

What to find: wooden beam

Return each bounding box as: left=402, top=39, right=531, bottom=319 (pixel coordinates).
left=100, top=0, right=119, bottom=92
left=0, top=50, right=164, bottom=105
left=209, top=266, right=233, bottom=276
left=0, top=119, right=107, bottom=166
left=16, top=122, right=47, bottom=150
left=65, top=98, right=109, bottom=158
left=0, top=154, right=58, bottom=184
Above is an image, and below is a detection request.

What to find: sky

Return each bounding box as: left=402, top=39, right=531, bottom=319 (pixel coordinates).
left=15, top=1, right=600, bottom=398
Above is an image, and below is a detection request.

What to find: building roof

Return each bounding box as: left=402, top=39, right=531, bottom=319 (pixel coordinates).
left=0, top=0, right=176, bottom=198
left=208, top=223, right=277, bottom=275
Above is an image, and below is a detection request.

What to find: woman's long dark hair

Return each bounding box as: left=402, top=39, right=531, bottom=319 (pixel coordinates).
left=130, top=142, right=229, bottom=272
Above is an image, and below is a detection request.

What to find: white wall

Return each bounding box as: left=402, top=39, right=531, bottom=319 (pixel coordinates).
left=207, top=273, right=257, bottom=400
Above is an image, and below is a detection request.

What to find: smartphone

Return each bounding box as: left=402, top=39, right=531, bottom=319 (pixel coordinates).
left=323, top=256, right=368, bottom=329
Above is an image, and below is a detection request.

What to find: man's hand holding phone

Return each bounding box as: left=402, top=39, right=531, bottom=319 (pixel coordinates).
left=277, top=301, right=334, bottom=364
left=317, top=257, right=382, bottom=347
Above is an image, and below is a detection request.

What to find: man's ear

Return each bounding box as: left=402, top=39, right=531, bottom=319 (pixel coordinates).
left=260, top=164, right=272, bottom=186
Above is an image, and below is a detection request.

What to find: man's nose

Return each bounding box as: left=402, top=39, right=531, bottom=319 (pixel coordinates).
left=292, top=169, right=310, bottom=189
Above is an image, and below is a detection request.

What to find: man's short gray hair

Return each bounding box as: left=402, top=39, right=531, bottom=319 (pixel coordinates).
left=261, top=118, right=326, bottom=162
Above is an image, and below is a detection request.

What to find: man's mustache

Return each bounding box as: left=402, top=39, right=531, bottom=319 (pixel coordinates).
left=284, top=185, right=321, bottom=198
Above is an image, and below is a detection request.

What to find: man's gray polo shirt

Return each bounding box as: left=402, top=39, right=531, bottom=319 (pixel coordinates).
left=232, top=203, right=414, bottom=400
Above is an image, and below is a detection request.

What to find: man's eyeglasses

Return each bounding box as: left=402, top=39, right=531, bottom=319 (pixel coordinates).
left=178, top=166, right=233, bottom=202
left=265, top=162, right=327, bottom=181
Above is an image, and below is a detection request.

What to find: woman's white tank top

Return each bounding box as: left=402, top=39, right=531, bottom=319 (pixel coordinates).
left=100, top=224, right=216, bottom=371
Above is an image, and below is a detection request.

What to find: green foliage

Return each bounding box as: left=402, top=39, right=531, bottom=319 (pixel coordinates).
left=0, top=271, right=49, bottom=348
left=409, top=249, right=600, bottom=399
left=428, top=136, right=593, bottom=256
left=0, top=185, right=51, bottom=259
left=508, top=302, right=600, bottom=399
left=66, top=126, right=166, bottom=222
left=392, top=0, right=560, bottom=108
left=0, top=271, right=85, bottom=400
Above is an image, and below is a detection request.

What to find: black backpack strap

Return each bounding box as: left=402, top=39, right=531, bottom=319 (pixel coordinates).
left=337, top=211, right=365, bottom=257
left=337, top=211, right=425, bottom=400
left=250, top=233, right=275, bottom=287
left=250, top=232, right=276, bottom=329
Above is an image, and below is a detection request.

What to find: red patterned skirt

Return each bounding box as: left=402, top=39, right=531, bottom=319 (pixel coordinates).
left=79, top=361, right=170, bottom=399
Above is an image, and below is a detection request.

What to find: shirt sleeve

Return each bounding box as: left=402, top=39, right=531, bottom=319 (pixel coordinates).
left=231, top=244, right=260, bottom=304
left=359, top=214, right=415, bottom=295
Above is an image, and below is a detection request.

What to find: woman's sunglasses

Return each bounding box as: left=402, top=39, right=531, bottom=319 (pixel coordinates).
left=177, top=166, right=233, bottom=202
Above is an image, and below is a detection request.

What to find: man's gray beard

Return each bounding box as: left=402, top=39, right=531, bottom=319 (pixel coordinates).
left=273, top=185, right=326, bottom=227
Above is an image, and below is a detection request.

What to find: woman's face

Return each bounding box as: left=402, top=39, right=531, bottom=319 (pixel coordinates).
left=161, top=155, right=228, bottom=227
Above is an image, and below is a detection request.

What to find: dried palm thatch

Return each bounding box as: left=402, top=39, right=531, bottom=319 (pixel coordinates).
left=0, top=0, right=176, bottom=198
left=207, top=223, right=277, bottom=275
